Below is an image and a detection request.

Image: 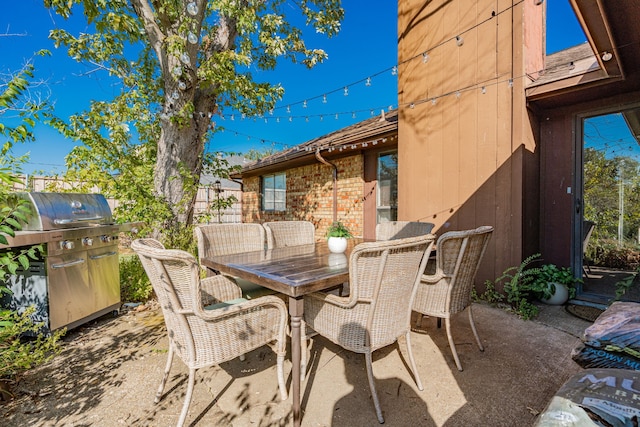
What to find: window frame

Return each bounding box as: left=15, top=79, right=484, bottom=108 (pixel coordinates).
left=261, top=172, right=286, bottom=212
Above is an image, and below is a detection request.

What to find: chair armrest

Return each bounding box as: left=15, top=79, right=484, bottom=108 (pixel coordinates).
left=305, top=291, right=356, bottom=308
left=194, top=294, right=288, bottom=322
left=200, top=275, right=243, bottom=305
left=421, top=271, right=447, bottom=284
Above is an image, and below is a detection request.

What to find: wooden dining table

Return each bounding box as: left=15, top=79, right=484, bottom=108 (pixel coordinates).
left=201, top=239, right=363, bottom=427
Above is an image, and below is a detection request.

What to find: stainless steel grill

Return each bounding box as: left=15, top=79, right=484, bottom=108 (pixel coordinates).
left=0, top=192, right=142, bottom=332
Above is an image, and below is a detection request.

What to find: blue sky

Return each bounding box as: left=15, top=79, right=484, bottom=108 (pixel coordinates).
left=2, top=1, right=587, bottom=175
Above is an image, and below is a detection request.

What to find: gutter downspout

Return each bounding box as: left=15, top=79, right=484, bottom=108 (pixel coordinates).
left=315, top=149, right=338, bottom=222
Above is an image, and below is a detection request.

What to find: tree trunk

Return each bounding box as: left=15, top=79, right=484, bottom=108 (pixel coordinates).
left=154, top=116, right=207, bottom=226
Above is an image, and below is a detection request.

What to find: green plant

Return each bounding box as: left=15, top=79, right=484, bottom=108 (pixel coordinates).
left=119, top=254, right=153, bottom=303
left=491, top=253, right=542, bottom=320
left=614, top=267, right=640, bottom=300
left=326, top=221, right=352, bottom=239
left=472, top=280, right=505, bottom=305
left=531, top=264, right=582, bottom=300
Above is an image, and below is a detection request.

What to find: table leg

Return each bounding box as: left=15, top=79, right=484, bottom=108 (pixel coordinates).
left=289, top=297, right=304, bottom=427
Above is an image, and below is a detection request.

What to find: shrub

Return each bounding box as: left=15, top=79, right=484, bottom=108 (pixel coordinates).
left=119, top=254, right=153, bottom=303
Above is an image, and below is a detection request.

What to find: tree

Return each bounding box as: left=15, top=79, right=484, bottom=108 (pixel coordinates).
left=45, top=0, right=343, bottom=236
left=0, top=56, right=62, bottom=395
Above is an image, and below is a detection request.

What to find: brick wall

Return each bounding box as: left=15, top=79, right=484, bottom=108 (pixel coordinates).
left=242, top=155, right=365, bottom=239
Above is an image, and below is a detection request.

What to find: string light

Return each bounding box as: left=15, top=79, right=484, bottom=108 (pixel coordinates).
left=422, top=52, right=430, bottom=63
left=180, top=52, right=190, bottom=64
left=392, top=66, right=397, bottom=75
left=322, top=94, right=327, bottom=103
left=344, top=86, right=349, bottom=96
left=187, top=32, right=198, bottom=44
left=186, top=1, right=198, bottom=16
left=365, top=77, right=371, bottom=86
left=303, top=100, right=307, bottom=108
left=481, top=86, right=486, bottom=94
left=456, top=36, right=464, bottom=47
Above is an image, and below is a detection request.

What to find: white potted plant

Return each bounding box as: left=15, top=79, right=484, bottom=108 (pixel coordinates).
left=532, top=264, right=582, bottom=305
left=326, top=221, right=352, bottom=254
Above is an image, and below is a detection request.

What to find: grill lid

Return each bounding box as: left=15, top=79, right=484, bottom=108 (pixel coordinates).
left=19, top=192, right=113, bottom=231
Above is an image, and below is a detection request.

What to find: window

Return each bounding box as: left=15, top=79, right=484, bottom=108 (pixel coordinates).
left=377, top=151, right=398, bottom=223
left=262, top=172, right=286, bottom=211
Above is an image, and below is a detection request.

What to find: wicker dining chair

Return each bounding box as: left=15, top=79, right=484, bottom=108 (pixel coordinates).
left=412, top=225, right=494, bottom=371
left=375, top=220, right=435, bottom=241
left=195, top=223, right=274, bottom=299
left=131, top=238, right=288, bottom=427
left=303, top=235, right=436, bottom=424
left=264, top=220, right=316, bottom=249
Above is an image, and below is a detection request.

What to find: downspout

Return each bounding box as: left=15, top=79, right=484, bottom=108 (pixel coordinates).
left=315, top=149, right=338, bottom=222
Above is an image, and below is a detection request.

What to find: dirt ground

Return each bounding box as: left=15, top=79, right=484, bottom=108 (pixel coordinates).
left=1, top=302, right=591, bottom=427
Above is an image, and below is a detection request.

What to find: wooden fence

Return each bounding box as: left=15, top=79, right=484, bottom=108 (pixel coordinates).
left=11, top=175, right=243, bottom=224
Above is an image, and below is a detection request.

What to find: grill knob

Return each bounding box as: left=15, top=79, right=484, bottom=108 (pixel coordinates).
left=61, top=240, right=75, bottom=250
left=82, top=237, right=94, bottom=246
left=100, top=235, right=112, bottom=243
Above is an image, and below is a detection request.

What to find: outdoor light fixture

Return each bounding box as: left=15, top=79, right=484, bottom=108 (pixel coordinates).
left=213, top=179, right=223, bottom=223
left=602, top=51, right=613, bottom=61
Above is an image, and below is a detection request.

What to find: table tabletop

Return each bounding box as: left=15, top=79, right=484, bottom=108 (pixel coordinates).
left=201, top=239, right=364, bottom=297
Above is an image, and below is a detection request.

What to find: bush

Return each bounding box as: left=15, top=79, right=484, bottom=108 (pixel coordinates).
left=0, top=307, right=64, bottom=391
left=119, top=254, right=153, bottom=303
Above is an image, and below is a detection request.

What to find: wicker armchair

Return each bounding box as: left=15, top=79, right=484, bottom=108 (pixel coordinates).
left=264, top=220, right=316, bottom=249
left=303, top=235, right=435, bottom=424
left=375, top=220, right=435, bottom=241
left=195, top=223, right=274, bottom=299
left=412, top=225, right=493, bottom=371
left=131, top=238, right=288, bottom=427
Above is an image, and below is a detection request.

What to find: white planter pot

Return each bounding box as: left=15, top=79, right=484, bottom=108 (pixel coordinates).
left=541, top=282, right=570, bottom=305
left=327, top=236, right=348, bottom=254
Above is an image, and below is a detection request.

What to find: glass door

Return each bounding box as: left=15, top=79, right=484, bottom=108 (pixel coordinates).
left=579, top=108, right=640, bottom=303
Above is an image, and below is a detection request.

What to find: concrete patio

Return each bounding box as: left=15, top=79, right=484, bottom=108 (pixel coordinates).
left=3, top=302, right=591, bottom=426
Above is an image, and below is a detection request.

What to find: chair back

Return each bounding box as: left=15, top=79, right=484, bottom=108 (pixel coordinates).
left=434, top=225, right=493, bottom=313
left=347, top=235, right=435, bottom=350
left=195, top=223, right=266, bottom=258
left=131, top=238, right=202, bottom=362
left=583, top=220, right=595, bottom=254
left=264, top=220, right=316, bottom=249
left=375, top=221, right=435, bottom=240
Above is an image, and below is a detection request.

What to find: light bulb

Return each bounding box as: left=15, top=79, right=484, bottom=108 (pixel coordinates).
left=365, top=77, right=371, bottom=86
left=303, top=100, right=307, bottom=108
left=172, top=90, right=179, bottom=100
left=456, top=36, right=464, bottom=47
left=322, top=94, right=327, bottom=103
left=422, top=52, right=429, bottom=63
left=410, top=103, right=415, bottom=109
left=508, top=79, right=514, bottom=88
left=455, top=91, right=461, bottom=98
left=481, top=86, right=486, bottom=94
left=352, top=112, right=356, bottom=118
left=431, top=98, right=437, bottom=105
left=172, top=66, right=182, bottom=76
left=602, top=52, right=613, bottom=61
left=568, top=61, right=575, bottom=70
left=344, top=86, right=349, bottom=96
left=391, top=66, right=397, bottom=75
left=187, top=2, right=198, bottom=16
left=180, top=52, right=190, bottom=64
left=187, top=32, right=198, bottom=44
left=178, top=81, right=187, bottom=90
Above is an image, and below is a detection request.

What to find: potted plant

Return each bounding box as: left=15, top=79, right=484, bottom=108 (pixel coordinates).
left=531, top=264, right=582, bottom=305
left=326, top=221, right=352, bottom=254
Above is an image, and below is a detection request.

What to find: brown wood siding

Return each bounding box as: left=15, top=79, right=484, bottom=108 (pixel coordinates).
left=398, top=0, right=544, bottom=288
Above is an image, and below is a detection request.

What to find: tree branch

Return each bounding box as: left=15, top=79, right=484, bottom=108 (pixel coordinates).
left=129, top=0, right=165, bottom=69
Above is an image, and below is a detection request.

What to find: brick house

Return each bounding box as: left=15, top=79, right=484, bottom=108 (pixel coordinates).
left=238, top=1, right=640, bottom=300
left=237, top=110, right=398, bottom=241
